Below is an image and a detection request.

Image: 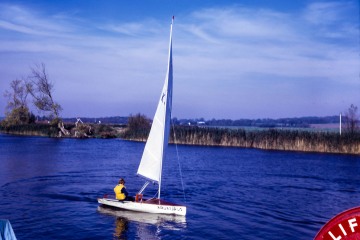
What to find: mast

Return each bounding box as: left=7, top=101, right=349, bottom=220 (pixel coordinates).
left=158, top=16, right=174, bottom=200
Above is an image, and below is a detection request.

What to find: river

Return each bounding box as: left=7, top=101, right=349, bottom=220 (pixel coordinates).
left=0, top=134, right=359, bottom=239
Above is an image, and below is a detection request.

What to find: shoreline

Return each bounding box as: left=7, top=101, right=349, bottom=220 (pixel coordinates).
left=1, top=125, right=359, bottom=155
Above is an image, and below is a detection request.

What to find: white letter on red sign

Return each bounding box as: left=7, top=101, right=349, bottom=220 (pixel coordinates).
left=328, top=231, right=342, bottom=240
left=349, top=218, right=358, bottom=233
left=339, top=223, right=347, bottom=236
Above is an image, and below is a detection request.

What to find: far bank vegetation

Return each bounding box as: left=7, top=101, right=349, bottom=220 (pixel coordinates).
left=170, top=126, right=360, bottom=154
left=0, top=122, right=120, bottom=139
left=120, top=111, right=360, bottom=155
left=121, top=124, right=360, bottom=155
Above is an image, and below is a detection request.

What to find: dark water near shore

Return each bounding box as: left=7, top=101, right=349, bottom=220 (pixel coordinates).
left=0, top=134, right=360, bottom=239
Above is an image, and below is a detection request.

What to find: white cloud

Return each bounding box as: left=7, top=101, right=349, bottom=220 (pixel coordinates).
left=176, top=4, right=357, bottom=82
left=100, top=19, right=162, bottom=37
left=302, top=1, right=357, bottom=38
left=304, top=2, right=346, bottom=24
left=0, top=20, right=41, bottom=35
left=190, top=7, right=293, bottom=40
left=0, top=4, right=77, bottom=37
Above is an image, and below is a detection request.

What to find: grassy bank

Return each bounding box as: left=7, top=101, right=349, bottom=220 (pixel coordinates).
left=0, top=123, right=121, bottom=138
left=120, top=126, right=360, bottom=155
left=0, top=123, right=59, bottom=137
left=1, top=124, right=359, bottom=154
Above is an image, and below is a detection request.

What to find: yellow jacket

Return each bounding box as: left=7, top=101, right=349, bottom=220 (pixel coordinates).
left=114, top=184, right=126, bottom=200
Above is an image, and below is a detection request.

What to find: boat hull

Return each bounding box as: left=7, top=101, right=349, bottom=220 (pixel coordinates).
left=97, top=198, right=186, bottom=216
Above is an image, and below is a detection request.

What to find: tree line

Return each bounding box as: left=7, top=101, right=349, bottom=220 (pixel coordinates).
left=174, top=115, right=355, bottom=129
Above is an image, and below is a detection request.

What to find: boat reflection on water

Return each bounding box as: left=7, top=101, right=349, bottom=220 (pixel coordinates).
left=113, top=217, right=128, bottom=239
left=97, top=205, right=187, bottom=238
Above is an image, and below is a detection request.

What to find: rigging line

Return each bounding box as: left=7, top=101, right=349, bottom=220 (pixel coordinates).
left=138, top=181, right=150, bottom=195
left=152, top=189, right=159, bottom=200
left=171, top=119, right=187, bottom=202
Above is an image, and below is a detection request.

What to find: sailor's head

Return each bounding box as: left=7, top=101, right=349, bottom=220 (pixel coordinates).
left=119, top=178, right=125, bottom=184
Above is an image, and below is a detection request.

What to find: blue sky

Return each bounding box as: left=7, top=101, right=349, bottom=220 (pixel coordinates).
left=0, top=0, right=358, bottom=119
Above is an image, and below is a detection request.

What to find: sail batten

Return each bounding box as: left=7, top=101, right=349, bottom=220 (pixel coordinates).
left=137, top=20, right=173, bottom=188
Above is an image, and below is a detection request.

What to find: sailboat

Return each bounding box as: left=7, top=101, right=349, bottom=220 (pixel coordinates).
left=98, top=17, right=186, bottom=216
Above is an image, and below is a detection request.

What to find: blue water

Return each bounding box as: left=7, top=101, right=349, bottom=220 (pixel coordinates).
left=0, top=134, right=359, bottom=239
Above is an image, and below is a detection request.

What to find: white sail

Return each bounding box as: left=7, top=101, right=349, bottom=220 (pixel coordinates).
left=137, top=20, right=173, bottom=184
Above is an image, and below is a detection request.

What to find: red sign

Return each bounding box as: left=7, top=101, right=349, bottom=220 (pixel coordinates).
left=315, top=207, right=360, bottom=240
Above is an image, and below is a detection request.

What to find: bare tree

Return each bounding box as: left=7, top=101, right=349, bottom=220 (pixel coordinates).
left=27, top=63, right=62, bottom=121
left=127, top=113, right=151, bottom=131
left=3, top=79, right=33, bottom=125
left=344, top=104, right=359, bottom=134
left=4, top=79, right=28, bottom=111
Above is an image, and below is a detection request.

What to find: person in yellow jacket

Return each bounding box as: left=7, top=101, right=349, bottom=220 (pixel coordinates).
left=114, top=178, right=134, bottom=201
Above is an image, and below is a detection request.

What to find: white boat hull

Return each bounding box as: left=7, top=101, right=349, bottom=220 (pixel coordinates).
left=97, top=198, right=186, bottom=216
